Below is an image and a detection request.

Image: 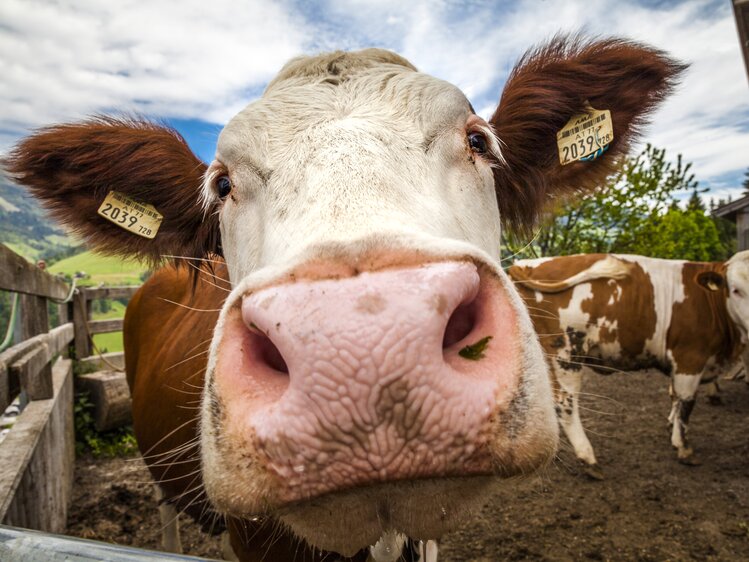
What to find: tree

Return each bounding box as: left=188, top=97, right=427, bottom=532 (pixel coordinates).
left=627, top=206, right=724, bottom=261
left=505, top=145, right=732, bottom=261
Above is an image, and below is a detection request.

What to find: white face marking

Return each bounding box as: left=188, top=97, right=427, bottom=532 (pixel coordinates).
left=203, top=62, right=502, bottom=285
left=194, top=50, right=559, bottom=555
left=726, top=250, right=749, bottom=340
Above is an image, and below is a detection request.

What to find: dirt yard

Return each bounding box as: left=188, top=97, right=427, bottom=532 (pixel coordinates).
left=66, top=371, right=749, bottom=561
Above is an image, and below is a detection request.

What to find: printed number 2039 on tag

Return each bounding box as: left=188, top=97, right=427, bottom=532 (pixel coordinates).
left=97, top=191, right=163, bottom=239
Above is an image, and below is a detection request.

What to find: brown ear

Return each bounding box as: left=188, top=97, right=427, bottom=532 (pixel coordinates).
left=490, top=35, right=687, bottom=230
left=696, top=271, right=725, bottom=293
left=4, top=117, right=220, bottom=266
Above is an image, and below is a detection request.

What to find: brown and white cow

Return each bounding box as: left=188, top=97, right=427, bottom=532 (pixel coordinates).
left=6, top=38, right=682, bottom=561
left=509, top=253, right=749, bottom=476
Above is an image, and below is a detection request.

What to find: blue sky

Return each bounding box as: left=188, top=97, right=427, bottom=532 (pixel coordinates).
left=1, top=0, right=747, bottom=200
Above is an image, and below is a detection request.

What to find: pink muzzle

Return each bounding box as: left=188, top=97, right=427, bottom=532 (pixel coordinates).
left=213, top=261, right=521, bottom=504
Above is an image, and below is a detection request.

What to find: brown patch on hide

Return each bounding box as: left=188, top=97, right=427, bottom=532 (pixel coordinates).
left=511, top=254, right=658, bottom=372
left=491, top=36, right=686, bottom=231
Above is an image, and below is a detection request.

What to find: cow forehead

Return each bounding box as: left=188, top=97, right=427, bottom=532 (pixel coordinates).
left=216, top=50, right=473, bottom=165
left=727, top=250, right=749, bottom=287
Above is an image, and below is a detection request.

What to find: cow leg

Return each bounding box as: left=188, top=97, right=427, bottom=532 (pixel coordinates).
left=155, top=486, right=182, bottom=553
left=704, top=380, right=722, bottom=406
left=554, top=365, right=601, bottom=479
left=221, top=532, right=239, bottom=561
left=668, top=373, right=701, bottom=464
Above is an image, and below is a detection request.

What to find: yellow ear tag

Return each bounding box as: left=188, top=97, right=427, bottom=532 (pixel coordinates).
left=97, top=191, right=163, bottom=239
left=707, top=281, right=719, bottom=291
left=557, top=107, right=614, bottom=166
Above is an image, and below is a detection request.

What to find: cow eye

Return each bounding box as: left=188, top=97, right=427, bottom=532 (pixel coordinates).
left=216, top=175, right=232, bottom=199
left=468, top=132, right=488, bottom=154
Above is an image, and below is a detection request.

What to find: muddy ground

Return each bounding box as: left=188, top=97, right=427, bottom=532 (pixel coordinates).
left=66, top=371, right=749, bottom=561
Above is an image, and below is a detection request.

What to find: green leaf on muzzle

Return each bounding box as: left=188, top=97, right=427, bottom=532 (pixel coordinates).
left=458, top=336, right=492, bottom=360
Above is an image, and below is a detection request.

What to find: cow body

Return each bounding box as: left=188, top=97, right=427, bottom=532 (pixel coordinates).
left=510, top=253, right=749, bottom=471
left=8, top=38, right=683, bottom=560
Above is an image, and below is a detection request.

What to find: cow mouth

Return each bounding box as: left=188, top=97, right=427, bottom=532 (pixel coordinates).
left=275, top=475, right=497, bottom=556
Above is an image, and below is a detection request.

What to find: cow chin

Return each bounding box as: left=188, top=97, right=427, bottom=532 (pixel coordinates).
left=277, top=477, right=496, bottom=556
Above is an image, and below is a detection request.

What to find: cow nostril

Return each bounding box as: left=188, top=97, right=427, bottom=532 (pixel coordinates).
left=258, top=334, right=289, bottom=374
left=443, top=301, right=477, bottom=349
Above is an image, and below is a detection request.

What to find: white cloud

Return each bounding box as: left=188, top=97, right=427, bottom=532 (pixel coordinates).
left=0, top=0, right=746, bottom=195
left=0, top=0, right=307, bottom=134
left=324, top=0, right=748, bottom=190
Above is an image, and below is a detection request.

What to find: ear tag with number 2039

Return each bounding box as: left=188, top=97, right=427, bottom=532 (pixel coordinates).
left=97, top=191, right=163, bottom=239
left=557, top=107, right=614, bottom=165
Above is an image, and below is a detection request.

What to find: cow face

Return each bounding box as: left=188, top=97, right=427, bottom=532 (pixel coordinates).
left=725, top=251, right=749, bottom=342
left=7, top=37, right=683, bottom=555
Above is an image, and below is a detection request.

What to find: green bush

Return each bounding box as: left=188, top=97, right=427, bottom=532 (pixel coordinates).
left=73, top=392, right=137, bottom=457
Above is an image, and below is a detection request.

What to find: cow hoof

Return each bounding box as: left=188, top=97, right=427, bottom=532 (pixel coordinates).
left=677, top=450, right=701, bottom=466
left=707, top=395, right=723, bottom=406
left=582, top=462, right=604, bottom=480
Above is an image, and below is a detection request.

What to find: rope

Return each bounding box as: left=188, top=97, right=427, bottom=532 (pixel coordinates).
left=50, top=276, right=78, bottom=304
left=0, top=293, right=20, bottom=353
left=0, top=274, right=75, bottom=353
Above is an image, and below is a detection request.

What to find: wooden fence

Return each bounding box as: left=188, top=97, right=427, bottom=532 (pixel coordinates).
left=0, top=243, right=139, bottom=533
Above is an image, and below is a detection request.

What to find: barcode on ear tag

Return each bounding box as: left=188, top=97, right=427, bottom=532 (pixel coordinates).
left=557, top=107, right=614, bottom=165
left=97, top=191, right=163, bottom=239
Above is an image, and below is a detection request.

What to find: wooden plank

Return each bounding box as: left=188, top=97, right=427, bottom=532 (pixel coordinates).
left=81, top=286, right=140, bottom=300
left=8, top=324, right=74, bottom=402
left=87, top=319, right=124, bottom=335
left=79, top=352, right=125, bottom=371
left=0, top=357, right=74, bottom=533
left=0, top=324, right=74, bottom=409
left=11, top=348, right=53, bottom=400
left=0, top=245, right=69, bottom=300
left=78, top=371, right=132, bottom=431
left=72, top=290, right=91, bottom=360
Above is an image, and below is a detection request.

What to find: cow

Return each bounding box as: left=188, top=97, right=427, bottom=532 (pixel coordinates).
left=6, top=37, right=683, bottom=561
left=509, top=253, right=749, bottom=477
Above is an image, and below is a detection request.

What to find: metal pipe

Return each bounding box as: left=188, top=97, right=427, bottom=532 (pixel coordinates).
left=0, top=525, right=217, bottom=561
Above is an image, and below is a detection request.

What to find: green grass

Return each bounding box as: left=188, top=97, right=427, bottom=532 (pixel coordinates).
left=92, top=331, right=124, bottom=354
left=90, top=301, right=126, bottom=353
left=49, top=250, right=148, bottom=286
left=92, top=300, right=127, bottom=320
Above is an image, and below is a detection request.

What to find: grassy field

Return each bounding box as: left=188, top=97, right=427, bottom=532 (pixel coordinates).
left=49, top=250, right=148, bottom=286
left=92, top=331, right=124, bottom=354
left=90, top=299, right=127, bottom=354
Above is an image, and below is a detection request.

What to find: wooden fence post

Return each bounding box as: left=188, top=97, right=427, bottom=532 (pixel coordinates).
left=17, top=294, right=52, bottom=400
left=72, top=290, right=91, bottom=360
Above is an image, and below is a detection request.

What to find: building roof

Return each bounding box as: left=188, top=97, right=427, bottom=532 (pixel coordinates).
left=736, top=0, right=749, bottom=84
left=713, top=193, right=749, bottom=219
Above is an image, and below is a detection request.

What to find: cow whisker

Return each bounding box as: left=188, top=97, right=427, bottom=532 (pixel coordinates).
left=158, top=297, right=222, bottom=312
left=499, top=229, right=542, bottom=263
left=165, top=349, right=211, bottom=371
left=137, top=419, right=201, bottom=460
left=162, top=254, right=225, bottom=264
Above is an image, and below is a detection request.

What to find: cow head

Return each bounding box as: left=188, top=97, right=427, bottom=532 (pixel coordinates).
left=6, top=37, right=683, bottom=555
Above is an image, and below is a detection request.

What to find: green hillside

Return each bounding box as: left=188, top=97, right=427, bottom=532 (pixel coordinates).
left=49, top=251, right=148, bottom=286
left=0, top=175, right=78, bottom=261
